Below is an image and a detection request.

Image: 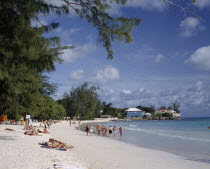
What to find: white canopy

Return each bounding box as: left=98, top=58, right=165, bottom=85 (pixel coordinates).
left=126, top=108, right=141, bottom=112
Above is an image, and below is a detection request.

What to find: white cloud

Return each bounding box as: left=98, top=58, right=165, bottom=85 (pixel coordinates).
left=31, top=18, right=48, bottom=27
left=44, top=0, right=65, bottom=6
left=194, top=0, right=210, bottom=8
left=107, top=0, right=164, bottom=16
left=139, top=88, right=144, bottom=92
left=55, top=27, right=80, bottom=43
left=196, top=81, right=203, bottom=91
left=179, top=17, right=205, bottom=37
left=109, top=89, right=115, bottom=94
left=96, top=65, right=120, bottom=82
left=126, top=0, right=164, bottom=10
left=69, top=69, right=85, bottom=80
left=155, top=54, right=165, bottom=63
left=185, top=46, right=210, bottom=70
left=123, top=89, right=131, bottom=94
left=61, top=42, right=96, bottom=63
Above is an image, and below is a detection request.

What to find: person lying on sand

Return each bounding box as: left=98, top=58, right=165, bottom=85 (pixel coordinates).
left=24, top=127, right=41, bottom=136
left=37, top=128, right=49, bottom=134
left=5, top=128, right=15, bottom=131
left=40, top=139, right=73, bottom=149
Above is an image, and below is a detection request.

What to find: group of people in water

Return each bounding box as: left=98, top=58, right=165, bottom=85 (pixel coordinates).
left=84, top=124, right=123, bottom=137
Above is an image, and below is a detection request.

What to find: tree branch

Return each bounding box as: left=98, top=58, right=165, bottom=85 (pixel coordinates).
left=162, top=0, right=205, bottom=22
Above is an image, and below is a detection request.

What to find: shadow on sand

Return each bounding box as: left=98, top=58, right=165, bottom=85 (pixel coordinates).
left=0, top=136, right=16, bottom=140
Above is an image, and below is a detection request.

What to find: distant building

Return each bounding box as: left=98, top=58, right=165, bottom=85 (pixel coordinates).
left=142, top=112, right=152, bottom=117
left=126, top=108, right=142, bottom=118
left=155, top=109, right=181, bottom=118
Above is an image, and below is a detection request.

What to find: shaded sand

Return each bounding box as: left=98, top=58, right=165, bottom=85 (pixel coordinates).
left=50, top=121, right=210, bottom=169
left=1, top=121, right=210, bottom=169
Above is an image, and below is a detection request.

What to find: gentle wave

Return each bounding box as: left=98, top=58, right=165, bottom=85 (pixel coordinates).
left=129, top=125, right=137, bottom=127
left=124, top=127, right=210, bottom=143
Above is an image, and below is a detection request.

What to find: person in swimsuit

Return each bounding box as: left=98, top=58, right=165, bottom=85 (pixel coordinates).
left=108, top=126, right=113, bottom=137
left=101, top=125, right=104, bottom=136
left=89, top=125, right=93, bottom=135
left=119, top=126, right=123, bottom=137
left=85, top=125, right=89, bottom=136
left=96, top=123, right=101, bottom=136
left=104, top=126, right=107, bottom=137
left=113, top=126, right=117, bottom=137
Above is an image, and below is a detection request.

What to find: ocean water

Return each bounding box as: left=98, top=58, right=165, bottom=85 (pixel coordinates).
left=99, top=117, right=210, bottom=163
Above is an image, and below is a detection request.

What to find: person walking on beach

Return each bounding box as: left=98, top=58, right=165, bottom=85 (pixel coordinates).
left=96, top=123, right=101, bottom=136
left=113, top=126, right=117, bottom=137
left=89, top=125, right=93, bottom=135
left=119, top=126, right=123, bottom=137
left=85, top=125, right=89, bottom=136
left=70, top=120, right=72, bottom=126
left=109, top=126, right=113, bottom=137
left=78, top=120, right=81, bottom=129
left=47, top=121, right=51, bottom=129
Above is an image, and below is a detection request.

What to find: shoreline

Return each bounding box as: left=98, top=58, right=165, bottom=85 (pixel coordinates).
left=50, top=121, right=209, bottom=169
left=1, top=121, right=210, bottom=169
left=76, top=120, right=210, bottom=163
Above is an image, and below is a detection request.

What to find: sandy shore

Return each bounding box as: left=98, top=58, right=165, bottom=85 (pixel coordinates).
left=0, top=121, right=209, bottom=169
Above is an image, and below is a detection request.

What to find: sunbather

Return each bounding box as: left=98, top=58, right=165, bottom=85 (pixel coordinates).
left=37, top=128, right=49, bottom=134
left=41, top=139, right=73, bottom=149
left=5, top=128, right=15, bottom=131
left=24, top=127, right=41, bottom=136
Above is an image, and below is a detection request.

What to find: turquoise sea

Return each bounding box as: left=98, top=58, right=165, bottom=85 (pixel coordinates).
left=99, top=117, right=210, bottom=163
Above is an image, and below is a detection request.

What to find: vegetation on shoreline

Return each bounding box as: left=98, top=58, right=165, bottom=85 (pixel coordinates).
left=1, top=1, right=193, bottom=120
left=0, top=0, right=140, bottom=120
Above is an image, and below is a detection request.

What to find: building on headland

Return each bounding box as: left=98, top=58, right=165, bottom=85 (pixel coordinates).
left=155, top=109, right=181, bottom=118
left=126, top=108, right=142, bottom=118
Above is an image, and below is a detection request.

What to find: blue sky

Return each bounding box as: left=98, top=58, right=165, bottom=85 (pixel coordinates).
left=35, top=0, right=210, bottom=117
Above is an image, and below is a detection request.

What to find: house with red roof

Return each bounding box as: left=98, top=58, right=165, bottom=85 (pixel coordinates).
left=155, top=109, right=181, bottom=118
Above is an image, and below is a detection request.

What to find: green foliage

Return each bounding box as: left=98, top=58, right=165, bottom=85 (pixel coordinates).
left=162, top=113, right=173, bottom=118
left=0, top=0, right=140, bottom=118
left=102, top=102, right=125, bottom=118
left=159, top=106, right=167, bottom=109
left=15, top=115, right=23, bottom=122
left=152, top=113, right=162, bottom=118
left=136, top=105, right=155, bottom=113
left=171, top=100, right=181, bottom=113
left=59, top=82, right=102, bottom=120
left=62, top=0, right=141, bottom=59
left=36, top=99, right=66, bottom=120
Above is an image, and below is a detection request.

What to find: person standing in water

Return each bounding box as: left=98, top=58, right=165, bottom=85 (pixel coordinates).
left=119, top=126, right=123, bottom=137
left=96, top=123, right=101, bottom=136
left=109, top=126, right=113, bottom=137
left=85, top=125, right=89, bottom=136
left=101, top=125, right=104, bottom=136
left=113, top=126, right=117, bottom=137
left=89, top=125, right=93, bottom=135
left=104, top=126, right=107, bottom=137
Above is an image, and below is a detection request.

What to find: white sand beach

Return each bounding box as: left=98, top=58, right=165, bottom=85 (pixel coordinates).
left=0, top=121, right=209, bottom=169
